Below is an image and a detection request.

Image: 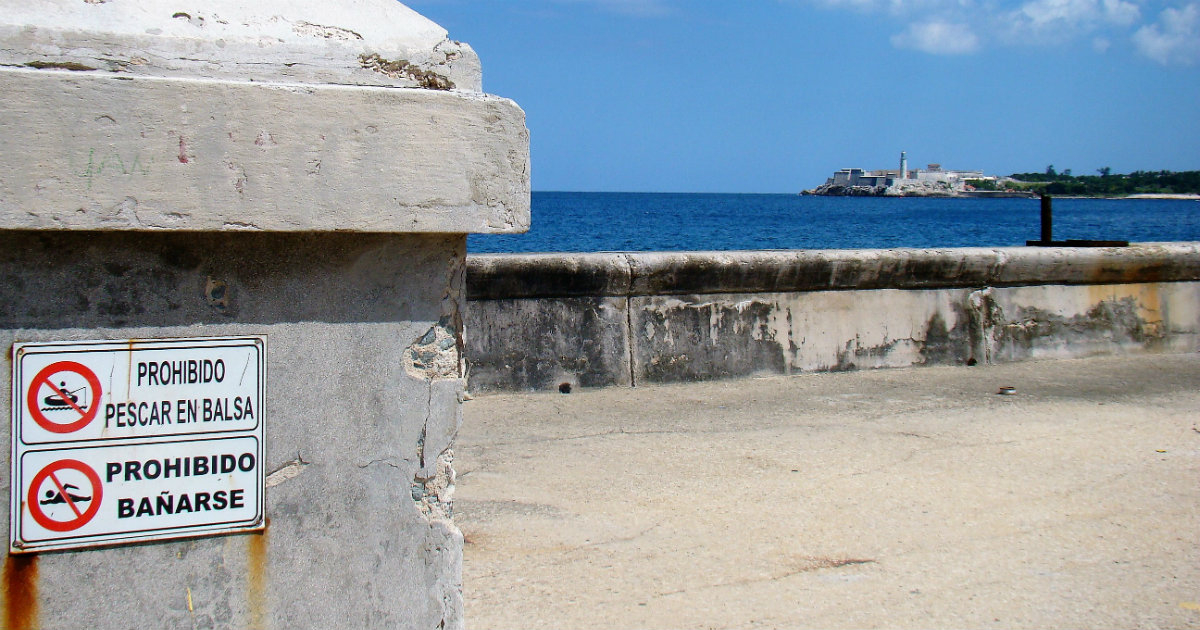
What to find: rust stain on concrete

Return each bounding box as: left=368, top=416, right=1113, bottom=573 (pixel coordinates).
left=3, top=554, right=39, bottom=630
left=247, top=527, right=267, bottom=629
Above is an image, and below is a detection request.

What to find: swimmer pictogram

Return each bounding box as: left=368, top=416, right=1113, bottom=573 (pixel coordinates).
left=40, top=483, right=92, bottom=505
left=26, top=459, right=104, bottom=532
left=26, top=360, right=103, bottom=434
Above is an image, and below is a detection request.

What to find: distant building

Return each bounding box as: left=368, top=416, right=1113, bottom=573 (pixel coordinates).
left=829, top=167, right=893, bottom=188
left=822, top=152, right=993, bottom=190
left=806, top=151, right=1026, bottom=197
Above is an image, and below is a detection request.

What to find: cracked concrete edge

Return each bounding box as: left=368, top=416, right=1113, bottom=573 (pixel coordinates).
left=413, top=378, right=465, bottom=518
left=405, top=319, right=462, bottom=380
left=411, top=377, right=467, bottom=630
left=422, top=516, right=465, bottom=630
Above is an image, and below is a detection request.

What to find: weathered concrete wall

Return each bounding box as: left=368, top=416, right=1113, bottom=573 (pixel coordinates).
left=466, top=245, right=1200, bottom=392
left=468, top=297, right=631, bottom=391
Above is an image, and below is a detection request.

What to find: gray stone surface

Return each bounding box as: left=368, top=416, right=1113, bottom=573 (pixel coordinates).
left=464, top=245, right=1200, bottom=391
left=456, top=353, right=1200, bottom=629
left=1, top=232, right=468, bottom=629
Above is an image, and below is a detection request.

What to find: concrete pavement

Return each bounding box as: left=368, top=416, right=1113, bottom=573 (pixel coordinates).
left=456, top=353, right=1200, bottom=629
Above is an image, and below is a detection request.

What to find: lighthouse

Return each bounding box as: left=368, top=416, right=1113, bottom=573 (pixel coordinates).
left=900, top=151, right=909, bottom=180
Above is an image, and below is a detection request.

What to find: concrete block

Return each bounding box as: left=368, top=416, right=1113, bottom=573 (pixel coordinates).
left=466, top=297, right=631, bottom=392
left=1, top=2, right=530, bottom=628
left=467, top=253, right=633, bottom=299
left=465, top=246, right=1200, bottom=390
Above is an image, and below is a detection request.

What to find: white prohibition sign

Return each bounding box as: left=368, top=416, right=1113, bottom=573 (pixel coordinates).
left=11, top=336, right=266, bottom=553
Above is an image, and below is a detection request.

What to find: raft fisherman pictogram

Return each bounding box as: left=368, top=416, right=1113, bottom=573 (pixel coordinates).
left=42, top=381, right=85, bottom=410
left=26, top=360, right=103, bottom=434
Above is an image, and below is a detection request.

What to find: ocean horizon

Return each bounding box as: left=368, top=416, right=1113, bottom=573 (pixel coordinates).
left=467, top=191, right=1200, bottom=254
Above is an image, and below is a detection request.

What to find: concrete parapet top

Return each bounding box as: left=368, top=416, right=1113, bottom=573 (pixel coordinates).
left=466, top=243, right=1200, bottom=299
left=0, top=0, right=480, bottom=90
left=0, top=1, right=530, bottom=234
left=0, top=72, right=529, bottom=233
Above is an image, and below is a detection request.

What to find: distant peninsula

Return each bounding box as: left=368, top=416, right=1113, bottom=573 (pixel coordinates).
left=804, top=154, right=1200, bottom=199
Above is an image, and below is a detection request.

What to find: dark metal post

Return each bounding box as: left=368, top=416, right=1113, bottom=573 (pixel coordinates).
left=1028, top=192, right=1127, bottom=247
left=1040, top=194, right=1053, bottom=244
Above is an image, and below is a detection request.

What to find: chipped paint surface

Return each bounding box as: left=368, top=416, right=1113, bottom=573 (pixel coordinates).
left=405, top=319, right=462, bottom=379
left=633, top=282, right=1200, bottom=383
left=264, top=455, right=310, bottom=488
left=358, top=53, right=455, bottom=90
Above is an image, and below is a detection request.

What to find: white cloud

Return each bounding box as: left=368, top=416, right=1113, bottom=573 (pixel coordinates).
left=809, top=0, right=974, bottom=15
left=1011, top=0, right=1139, bottom=34
left=891, top=20, right=981, bottom=53
left=1102, top=0, right=1141, bottom=25
left=1018, top=0, right=1095, bottom=26
left=1133, top=3, right=1200, bottom=64
left=552, top=0, right=672, bottom=17
left=816, top=0, right=880, bottom=10
left=791, top=0, right=1198, bottom=58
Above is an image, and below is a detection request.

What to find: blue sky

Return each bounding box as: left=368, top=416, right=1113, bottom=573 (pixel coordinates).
left=407, top=0, right=1200, bottom=193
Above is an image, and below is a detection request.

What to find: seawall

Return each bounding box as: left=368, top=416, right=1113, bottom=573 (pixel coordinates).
left=465, top=244, right=1200, bottom=393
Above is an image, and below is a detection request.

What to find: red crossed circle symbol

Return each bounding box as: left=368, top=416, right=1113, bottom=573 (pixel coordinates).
left=27, top=459, right=104, bottom=532
left=27, top=361, right=102, bottom=434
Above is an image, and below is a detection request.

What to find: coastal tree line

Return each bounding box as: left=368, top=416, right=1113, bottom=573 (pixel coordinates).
left=985, top=168, right=1200, bottom=196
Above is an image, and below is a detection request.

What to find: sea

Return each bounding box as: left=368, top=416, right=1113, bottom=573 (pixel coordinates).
left=467, top=192, right=1200, bottom=254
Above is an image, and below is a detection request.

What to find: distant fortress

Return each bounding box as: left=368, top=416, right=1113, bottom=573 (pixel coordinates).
left=804, top=152, right=1035, bottom=198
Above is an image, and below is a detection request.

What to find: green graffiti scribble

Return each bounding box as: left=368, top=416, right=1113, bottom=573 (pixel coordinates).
left=78, top=149, right=150, bottom=189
